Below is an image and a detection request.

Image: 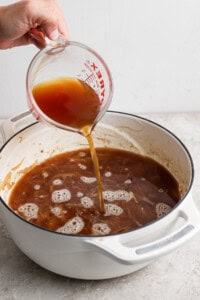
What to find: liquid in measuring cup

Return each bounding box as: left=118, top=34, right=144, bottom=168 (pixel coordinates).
left=32, top=77, right=105, bottom=213
left=32, top=78, right=100, bottom=131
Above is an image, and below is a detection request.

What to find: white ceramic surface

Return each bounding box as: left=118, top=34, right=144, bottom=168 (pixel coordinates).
left=0, top=112, right=200, bottom=299
left=0, top=111, right=199, bottom=280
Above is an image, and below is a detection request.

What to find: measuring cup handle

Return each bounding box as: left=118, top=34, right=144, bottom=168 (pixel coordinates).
left=29, top=28, right=66, bottom=49
left=0, top=111, right=36, bottom=144
left=86, top=196, right=200, bottom=265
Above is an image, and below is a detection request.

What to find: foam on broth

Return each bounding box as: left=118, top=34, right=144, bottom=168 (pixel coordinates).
left=9, top=148, right=181, bottom=236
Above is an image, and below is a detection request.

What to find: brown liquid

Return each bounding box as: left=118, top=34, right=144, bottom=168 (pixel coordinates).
left=85, top=133, right=104, bottom=212
left=32, top=77, right=104, bottom=212
left=9, top=148, right=180, bottom=236
left=32, top=77, right=100, bottom=130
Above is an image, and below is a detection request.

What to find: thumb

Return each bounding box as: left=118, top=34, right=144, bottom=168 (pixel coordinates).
left=42, top=22, right=59, bottom=40
left=48, top=28, right=59, bottom=40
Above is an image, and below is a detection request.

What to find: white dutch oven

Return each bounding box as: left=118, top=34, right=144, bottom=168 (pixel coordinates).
left=0, top=111, right=199, bottom=280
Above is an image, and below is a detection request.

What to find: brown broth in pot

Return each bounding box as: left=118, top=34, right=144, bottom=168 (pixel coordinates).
left=9, top=148, right=180, bottom=236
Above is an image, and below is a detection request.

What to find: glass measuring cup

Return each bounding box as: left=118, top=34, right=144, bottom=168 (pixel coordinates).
left=26, top=33, right=113, bottom=135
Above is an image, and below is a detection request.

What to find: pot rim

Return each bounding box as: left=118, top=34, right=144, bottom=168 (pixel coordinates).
left=0, top=111, right=194, bottom=239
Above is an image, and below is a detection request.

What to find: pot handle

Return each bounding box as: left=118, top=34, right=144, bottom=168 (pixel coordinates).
left=86, top=197, right=200, bottom=265
left=0, top=111, right=36, bottom=144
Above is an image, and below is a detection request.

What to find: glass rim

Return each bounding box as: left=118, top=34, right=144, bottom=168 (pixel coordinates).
left=26, top=40, right=114, bottom=132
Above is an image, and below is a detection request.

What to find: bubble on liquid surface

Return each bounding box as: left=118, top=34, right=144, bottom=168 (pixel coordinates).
left=80, top=176, right=96, bottom=184
left=18, top=203, right=39, bottom=219
left=53, top=179, right=63, bottom=186
left=77, top=192, right=84, bottom=197
left=51, top=206, right=62, bottom=217
left=56, top=216, right=84, bottom=234
left=78, top=163, right=87, bottom=170
left=124, top=179, right=132, bottom=184
left=42, top=171, right=49, bottom=178
left=79, top=151, right=86, bottom=157
left=104, top=203, right=123, bottom=216
left=81, top=196, right=94, bottom=208
left=92, top=223, right=111, bottom=235
left=51, top=188, right=71, bottom=203
left=103, top=190, right=132, bottom=202
left=34, top=184, right=40, bottom=190
left=105, top=171, right=112, bottom=177
left=156, top=203, right=172, bottom=218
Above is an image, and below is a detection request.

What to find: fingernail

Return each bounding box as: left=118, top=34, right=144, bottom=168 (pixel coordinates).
left=50, top=29, right=59, bottom=40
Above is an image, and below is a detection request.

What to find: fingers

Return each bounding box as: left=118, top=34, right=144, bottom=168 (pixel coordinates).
left=57, top=13, right=69, bottom=40
left=43, top=20, right=69, bottom=41
left=34, top=0, right=69, bottom=41
left=40, top=20, right=59, bottom=41
left=40, top=7, right=69, bottom=41
left=31, top=18, right=69, bottom=49
left=0, top=0, right=69, bottom=49
left=28, top=28, right=47, bottom=49
left=52, top=0, right=69, bottom=40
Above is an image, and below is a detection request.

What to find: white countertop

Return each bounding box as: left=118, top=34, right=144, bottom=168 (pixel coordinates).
left=0, top=112, right=200, bottom=300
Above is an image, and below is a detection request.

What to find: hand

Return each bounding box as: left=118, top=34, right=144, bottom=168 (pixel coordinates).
left=0, top=0, right=69, bottom=49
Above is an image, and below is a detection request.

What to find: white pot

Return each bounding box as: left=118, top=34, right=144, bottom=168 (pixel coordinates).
left=0, top=111, right=199, bottom=280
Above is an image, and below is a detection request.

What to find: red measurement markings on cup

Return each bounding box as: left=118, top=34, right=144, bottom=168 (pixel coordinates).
left=78, top=60, right=105, bottom=104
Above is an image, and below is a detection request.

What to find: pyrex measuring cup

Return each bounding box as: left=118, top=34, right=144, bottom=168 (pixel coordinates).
left=26, top=34, right=113, bottom=134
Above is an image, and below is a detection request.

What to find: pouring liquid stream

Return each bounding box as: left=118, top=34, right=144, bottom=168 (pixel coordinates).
left=83, top=126, right=104, bottom=213
left=32, top=77, right=105, bottom=213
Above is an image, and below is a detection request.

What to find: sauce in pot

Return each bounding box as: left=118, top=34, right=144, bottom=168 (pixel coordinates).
left=9, top=148, right=180, bottom=236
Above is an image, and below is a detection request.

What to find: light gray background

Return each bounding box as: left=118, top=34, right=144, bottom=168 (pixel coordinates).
left=0, top=0, right=200, bottom=117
